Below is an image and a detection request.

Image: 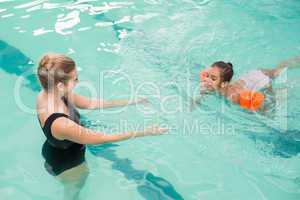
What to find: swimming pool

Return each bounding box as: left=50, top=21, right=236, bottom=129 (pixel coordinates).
left=1, top=0, right=300, bottom=199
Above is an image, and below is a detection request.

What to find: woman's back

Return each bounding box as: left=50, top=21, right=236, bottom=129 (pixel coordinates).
left=37, top=91, right=86, bottom=176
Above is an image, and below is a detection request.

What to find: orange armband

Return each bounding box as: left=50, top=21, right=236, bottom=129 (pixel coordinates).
left=239, top=90, right=265, bottom=111
left=199, top=70, right=209, bottom=81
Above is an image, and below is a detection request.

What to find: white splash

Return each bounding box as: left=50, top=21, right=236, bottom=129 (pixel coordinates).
left=97, top=43, right=121, bottom=53
left=66, top=4, right=92, bottom=12
left=20, top=15, right=30, bottom=19
left=67, top=48, right=75, bottom=55
left=78, top=26, right=92, bottom=32
left=132, top=13, right=159, bottom=23
left=117, top=29, right=129, bottom=39
left=0, top=0, right=14, bottom=2
left=0, top=9, right=7, bottom=13
left=42, top=3, right=61, bottom=9
left=144, top=0, right=162, bottom=5
left=109, top=2, right=134, bottom=6
left=33, top=27, right=53, bottom=36
left=26, top=5, right=42, bottom=12
left=14, top=0, right=47, bottom=9
left=94, top=21, right=114, bottom=27
left=114, top=15, right=131, bottom=24
left=72, top=0, right=97, bottom=5
left=90, top=2, right=133, bottom=15
left=1, top=13, right=14, bottom=18
left=55, top=10, right=80, bottom=35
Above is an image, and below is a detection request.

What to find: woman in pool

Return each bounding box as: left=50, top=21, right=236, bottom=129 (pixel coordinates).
left=36, top=53, right=167, bottom=200
left=194, top=56, right=300, bottom=111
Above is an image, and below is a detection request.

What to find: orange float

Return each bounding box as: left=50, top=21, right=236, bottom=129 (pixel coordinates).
left=239, top=90, right=265, bottom=111
left=199, top=70, right=209, bottom=80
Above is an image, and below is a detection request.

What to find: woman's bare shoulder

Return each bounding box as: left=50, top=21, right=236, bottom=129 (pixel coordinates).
left=36, top=91, right=45, bottom=106
left=36, top=91, right=49, bottom=116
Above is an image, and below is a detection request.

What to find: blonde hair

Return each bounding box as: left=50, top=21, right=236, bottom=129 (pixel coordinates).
left=37, top=53, right=76, bottom=90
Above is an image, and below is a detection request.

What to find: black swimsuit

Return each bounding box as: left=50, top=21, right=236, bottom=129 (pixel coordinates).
left=39, top=97, right=86, bottom=176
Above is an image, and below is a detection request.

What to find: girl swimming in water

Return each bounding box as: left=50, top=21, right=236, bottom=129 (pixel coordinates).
left=194, top=56, right=300, bottom=111
left=36, top=53, right=167, bottom=200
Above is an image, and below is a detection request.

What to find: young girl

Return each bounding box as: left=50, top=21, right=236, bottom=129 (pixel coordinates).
left=36, top=53, right=167, bottom=200
left=195, top=56, right=300, bottom=111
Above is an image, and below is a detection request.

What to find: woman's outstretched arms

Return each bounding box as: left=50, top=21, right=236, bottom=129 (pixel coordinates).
left=70, top=93, right=147, bottom=109
left=51, top=117, right=167, bottom=145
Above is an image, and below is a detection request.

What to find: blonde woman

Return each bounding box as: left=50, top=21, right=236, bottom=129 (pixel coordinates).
left=36, top=53, right=167, bottom=199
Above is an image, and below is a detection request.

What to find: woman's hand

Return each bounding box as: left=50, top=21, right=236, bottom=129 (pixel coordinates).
left=145, top=125, right=168, bottom=135
left=134, top=97, right=149, bottom=105
left=52, top=117, right=168, bottom=145
left=138, top=125, right=168, bottom=137
left=70, top=93, right=150, bottom=109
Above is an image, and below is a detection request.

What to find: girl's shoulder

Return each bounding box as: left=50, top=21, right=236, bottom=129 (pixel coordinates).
left=230, top=79, right=246, bottom=88
left=226, top=84, right=242, bottom=104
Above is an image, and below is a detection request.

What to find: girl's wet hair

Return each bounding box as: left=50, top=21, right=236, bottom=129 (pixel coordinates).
left=212, top=61, right=234, bottom=82
left=37, top=53, right=76, bottom=90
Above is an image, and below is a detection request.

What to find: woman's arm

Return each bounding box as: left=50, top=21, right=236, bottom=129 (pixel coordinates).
left=70, top=93, right=147, bottom=109
left=51, top=117, right=167, bottom=145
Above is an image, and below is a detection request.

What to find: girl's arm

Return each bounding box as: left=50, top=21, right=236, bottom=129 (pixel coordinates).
left=70, top=93, right=147, bottom=109
left=225, top=86, right=241, bottom=105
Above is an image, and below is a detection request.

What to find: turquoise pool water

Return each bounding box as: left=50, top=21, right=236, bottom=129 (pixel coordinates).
left=1, top=0, right=300, bottom=199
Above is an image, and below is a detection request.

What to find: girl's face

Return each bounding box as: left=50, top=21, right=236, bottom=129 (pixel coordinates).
left=202, top=66, right=223, bottom=91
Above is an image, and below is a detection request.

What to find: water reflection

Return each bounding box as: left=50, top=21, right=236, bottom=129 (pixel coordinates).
left=88, top=144, right=184, bottom=200
left=0, top=40, right=40, bottom=91
left=246, top=129, right=300, bottom=158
